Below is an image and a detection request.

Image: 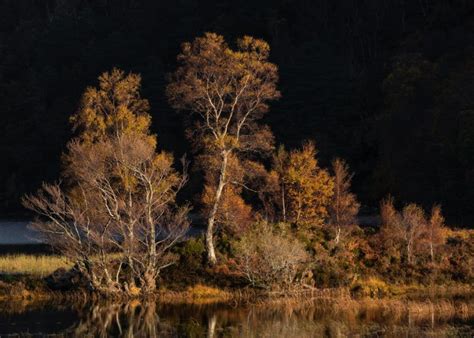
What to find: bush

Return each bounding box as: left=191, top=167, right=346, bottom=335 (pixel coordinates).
left=163, top=237, right=206, bottom=288
left=175, top=237, right=206, bottom=271
left=441, top=230, right=474, bottom=283
left=233, top=223, right=310, bottom=290
left=302, top=226, right=371, bottom=288
left=350, top=277, right=389, bottom=298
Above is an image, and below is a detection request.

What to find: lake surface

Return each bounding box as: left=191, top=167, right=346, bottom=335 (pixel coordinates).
left=0, top=220, right=206, bottom=246
left=0, top=220, right=471, bottom=336
left=0, top=298, right=472, bottom=337
left=0, top=220, right=40, bottom=244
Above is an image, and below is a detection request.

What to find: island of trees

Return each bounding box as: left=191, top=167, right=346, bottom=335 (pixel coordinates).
left=20, top=33, right=473, bottom=298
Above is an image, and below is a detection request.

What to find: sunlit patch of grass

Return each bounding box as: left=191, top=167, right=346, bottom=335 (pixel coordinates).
left=0, top=255, right=72, bottom=277
left=158, top=284, right=235, bottom=304
left=185, top=284, right=231, bottom=299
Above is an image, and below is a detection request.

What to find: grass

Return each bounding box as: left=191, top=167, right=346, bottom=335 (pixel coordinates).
left=0, top=254, right=72, bottom=277
left=186, top=284, right=232, bottom=299
left=350, top=277, right=390, bottom=297
left=158, top=284, right=236, bottom=304
left=349, top=276, right=474, bottom=299
left=259, top=296, right=474, bottom=324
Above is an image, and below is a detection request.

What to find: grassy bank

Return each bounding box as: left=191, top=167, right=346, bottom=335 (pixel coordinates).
left=0, top=254, right=472, bottom=304
left=0, top=254, right=72, bottom=277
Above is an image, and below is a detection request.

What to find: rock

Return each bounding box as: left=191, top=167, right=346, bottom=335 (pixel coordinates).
left=45, top=266, right=87, bottom=291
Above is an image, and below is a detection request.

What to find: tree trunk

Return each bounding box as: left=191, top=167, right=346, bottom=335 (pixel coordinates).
left=407, top=240, right=412, bottom=265
left=335, top=226, right=341, bottom=244
left=206, top=150, right=229, bottom=265
left=281, top=183, right=286, bottom=222
left=207, top=313, right=217, bottom=338
left=142, top=270, right=156, bottom=294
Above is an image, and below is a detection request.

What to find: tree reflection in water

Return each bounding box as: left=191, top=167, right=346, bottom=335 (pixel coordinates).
left=0, top=298, right=472, bottom=337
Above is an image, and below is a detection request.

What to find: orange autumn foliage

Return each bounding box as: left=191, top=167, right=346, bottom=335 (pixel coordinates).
left=70, top=68, right=154, bottom=147
left=167, top=33, right=280, bottom=264
left=284, top=142, right=334, bottom=228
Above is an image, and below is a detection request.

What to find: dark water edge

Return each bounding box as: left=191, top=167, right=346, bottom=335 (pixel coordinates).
left=0, top=297, right=472, bottom=337
left=0, top=244, right=54, bottom=255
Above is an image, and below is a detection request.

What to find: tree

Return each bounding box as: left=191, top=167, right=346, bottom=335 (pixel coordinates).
left=198, top=151, right=254, bottom=238
left=167, top=33, right=280, bottom=264
left=271, top=145, right=289, bottom=222
left=23, top=69, right=189, bottom=296
left=284, top=141, right=334, bottom=228
left=401, top=204, right=427, bottom=265
left=328, top=158, right=360, bottom=243
left=426, top=205, right=446, bottom=263
left=380, top=198, right=427, bottom=265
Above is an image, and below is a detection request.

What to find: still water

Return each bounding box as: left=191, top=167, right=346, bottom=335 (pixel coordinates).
left=0, top=298, right=472, bottom=337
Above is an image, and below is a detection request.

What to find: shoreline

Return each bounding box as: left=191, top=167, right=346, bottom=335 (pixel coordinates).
left=0, top=272, right=472, bottom=304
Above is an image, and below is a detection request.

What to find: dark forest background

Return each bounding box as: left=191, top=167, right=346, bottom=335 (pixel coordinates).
left=0, top=0, right=473, bottom=225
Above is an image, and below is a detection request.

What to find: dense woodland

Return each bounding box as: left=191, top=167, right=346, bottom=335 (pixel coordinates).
left=1, top=0, right=474, bottom=225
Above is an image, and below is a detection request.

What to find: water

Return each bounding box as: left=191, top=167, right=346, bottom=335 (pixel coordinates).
left=0, top=298, right=471, bottom=337
left=0, top=221, right=471, bottom=336
left=0, top=220, right=205, bottom=246
left=0, top=221, right=41, bottom=245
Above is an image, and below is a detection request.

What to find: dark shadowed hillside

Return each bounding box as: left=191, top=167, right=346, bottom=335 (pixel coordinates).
left=1, top=0, right=473, bottom=225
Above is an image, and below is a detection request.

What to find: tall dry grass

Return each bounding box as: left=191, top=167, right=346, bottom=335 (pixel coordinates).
left=257, top=295, right=474, bottom=324
left=0, top=255, right=72, bottom=277
left=158, top=284, right=237, bottom=305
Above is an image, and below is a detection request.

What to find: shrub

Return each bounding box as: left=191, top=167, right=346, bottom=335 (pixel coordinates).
left=441, top=230, right=474, bottom=283
left=175, top=237, right=206, bottom=271
left=304, top=226, right=371, bottom=288
left=233, top=223, right=310, bottom=290
left=350, top=277, right=389, bottom=298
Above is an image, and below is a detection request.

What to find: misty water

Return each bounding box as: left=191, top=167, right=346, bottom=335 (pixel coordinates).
left=0, top=298, right=472, bottom=337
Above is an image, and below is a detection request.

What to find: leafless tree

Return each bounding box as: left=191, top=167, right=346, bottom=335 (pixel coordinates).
left=23, top=135, right=189, bottom=296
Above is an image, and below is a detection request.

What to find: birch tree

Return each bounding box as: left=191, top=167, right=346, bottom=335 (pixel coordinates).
left=426, top=205, right=446, bottom=263
left=328, top=158, right=360, bottom=243
left=23, top=69, right=189, bottom=295
left=167, top=33, right=280, bottom=264
left=380, top=198, right=429, bottom=265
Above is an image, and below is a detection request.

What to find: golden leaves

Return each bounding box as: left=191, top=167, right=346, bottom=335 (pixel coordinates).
left=283, top=141, right=334, bottom=228
left=167, top=32, right=280, bottom=152
left=71, top=68, right=153, bottom=147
